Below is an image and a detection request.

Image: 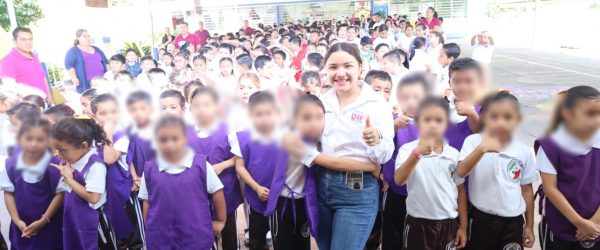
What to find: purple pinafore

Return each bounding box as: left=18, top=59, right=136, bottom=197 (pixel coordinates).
left=126, top=130, right=155, bottom=176
left=536, top=137, right=600, bottom=242
left=143, top=154, right=214, bottom=249
left=383, top=123, right=419, bottom=196
left=5, top=155, right=63, bottom=250
left=266, top=138, right=320, bottom=237
left=237, top=130, right=286, bottom=214
left=445, top=105, right=482, bottom=150
left=102, top=132, right=134, bottom=239
left=187, top=123, right=243, bottom=215
left=63, top=153, right=104, bottom=250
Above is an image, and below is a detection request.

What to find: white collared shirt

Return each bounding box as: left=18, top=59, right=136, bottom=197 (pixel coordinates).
left=396, top=140, right=463, bottom=220
left=138, top=148, right=223, bottom=200
left=113, top=134, right=130, bottom=171
left=195, top=121, right=221, bottom=139
left=0, top=151, right=67, bottom=193
left=459, top=133, right=538, bottom=217
left=409, top=49, right=431, bottom=72
left=313, top=83, right=394, bottom=165
left=57, top=150, right=107, bottom=209
left=536, top=126, right=600, bottom=175
left=436, top=65, right=450, bottom=96
left=471, top=44, right=494, bottom=64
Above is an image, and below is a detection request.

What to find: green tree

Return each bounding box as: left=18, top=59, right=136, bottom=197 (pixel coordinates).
left=0, top=0, right=44, bottom=32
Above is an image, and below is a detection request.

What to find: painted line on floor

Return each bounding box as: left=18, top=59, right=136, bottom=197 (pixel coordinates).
left=494, top=54, right=600, bottom=79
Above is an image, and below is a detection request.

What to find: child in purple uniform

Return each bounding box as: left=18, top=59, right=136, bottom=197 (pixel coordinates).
left=1, top=117, right=63, bottom=250
left=125, top=91, right=155, bottom=189
left=91, top=94, right=143, bottom=249
left=536, top=86, right=600, bottom=250
left=51, top=117, right=117, bottom=250
left=138, top=115, right=226, bottom=250
left=188, top=86, right=241, bottom=250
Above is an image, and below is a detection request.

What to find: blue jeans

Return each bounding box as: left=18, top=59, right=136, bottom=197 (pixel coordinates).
left=316, top=167, right=379, bottom=250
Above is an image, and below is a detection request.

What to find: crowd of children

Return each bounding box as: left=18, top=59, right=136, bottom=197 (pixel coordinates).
left=0, top=9, right=599, bottom=250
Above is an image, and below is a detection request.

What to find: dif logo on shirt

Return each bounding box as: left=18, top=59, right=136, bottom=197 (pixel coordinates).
left=506, top=159, right=523, bottom=183
left=350, top=111, right=366, bottom=125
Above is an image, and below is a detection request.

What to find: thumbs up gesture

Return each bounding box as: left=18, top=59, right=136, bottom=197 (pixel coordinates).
left=363, top=116, right=381, bottom=146
left=416, top=137, right=435, bottom=156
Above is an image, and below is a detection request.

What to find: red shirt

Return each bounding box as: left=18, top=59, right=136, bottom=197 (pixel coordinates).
left=419, top=18, right=442, bottom=30
left=292, top=46, right=307, bottom=82
left=0, top=48, right=48, bottom=96
left=244, top=26, right=255, bottom=35
left=194, top=29, right=210, bottom=47
left=173, top=33, right=200, bottom=50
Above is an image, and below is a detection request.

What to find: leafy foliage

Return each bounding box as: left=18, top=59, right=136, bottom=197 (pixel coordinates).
left=122, top=41, right=151, bottom=57
left=0, top=0, right=44, bottom=32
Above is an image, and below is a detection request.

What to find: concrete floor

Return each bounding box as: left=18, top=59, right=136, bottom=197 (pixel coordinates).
left=1, top=46, right=599, bottom=249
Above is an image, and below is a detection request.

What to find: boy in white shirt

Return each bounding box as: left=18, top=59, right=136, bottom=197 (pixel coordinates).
left=470, top=31, right=494, bottom=64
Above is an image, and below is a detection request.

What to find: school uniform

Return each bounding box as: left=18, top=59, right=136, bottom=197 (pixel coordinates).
left=409, top=49, right=431, bottom=72
left=445, top=95, right=481, bottom=151
left=435, top=65, right=450, bottom=96
left=230, top=127, right=289, bottom=250
left=102, top=131, right=144, bottom=250
left=471, top=44, right=494, bottom=65
left=57, top=150, right=117, bottom=250
left=138, top=148, right=223, bottom=250
left=459, top=133, right=538, bottom=250
left=0, top=151, right=64, bottom=250
left=187, top=122, right=243, bottom=250
left=126, top=124, right=155, bottom=178
left=536, top=126, right=600, bottom=250
left=381, top=122, right=418, bottom=250
left=396, top=140, right=463, bottom=250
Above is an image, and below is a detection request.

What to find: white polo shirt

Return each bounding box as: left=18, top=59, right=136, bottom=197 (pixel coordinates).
left=471, top=44, right=494, bottom=64
left=0, top=151, right=67, bottom=193
left=396, top=140, right=463, bottom=220
left=57, top=150, right=107, bottom=209
left=113, top=135, right=130, bottom=171
left=459, top=133, right=538, bottom=217
left=138, top=148, right=223, bottom=200
left=536, top=126, right=600, bottom=175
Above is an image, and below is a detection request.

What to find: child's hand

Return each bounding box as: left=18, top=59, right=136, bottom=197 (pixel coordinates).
left=51, top=161, right=74, bottom=181
left=394, top=115, right=411, bottom=130
left=255, top=186, right=270, bottom=201
left=15, top=220, right=27, bottom=233
left=455, top=101, right=476, bottom=117
left=576, top=219, right=600, bottom=241
left=381, top=180, right=389, bottom=192
left=455, top=226, right=467, bottom=248
left=282, top=133, right=307, bottom=158
left=479, top=134, right=502, bottom=153
left=523, top=227, right=535, bottom=248
left=416, top=138, right=435, bottom=156
left=22, top=219, right=46, bottom=238
left=363, top=116, right=381, bottom=146
left=131, top=177, right=141, bottom=191
left=103, top=120, right=116, bottom=137
left=212, top=220, right=225, bottom=237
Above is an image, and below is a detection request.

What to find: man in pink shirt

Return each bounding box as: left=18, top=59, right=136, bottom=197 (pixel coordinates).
left=173, top=22, right=200, bottom=53
left=242, top=20, right=254, bottom=35
left=0, top=27, right=53, bottom=103
left=194, top=21, right=210, bottom=47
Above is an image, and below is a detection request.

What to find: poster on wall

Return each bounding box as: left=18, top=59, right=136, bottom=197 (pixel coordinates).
left=355, top=1, right=371, bottom=18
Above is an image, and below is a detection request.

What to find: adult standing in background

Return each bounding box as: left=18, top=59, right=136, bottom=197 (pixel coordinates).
left=0, top=27, right=54, bottom=103
left=195, top=21, right=210, bottom=47
left=161, top=27, right=175, bottom=47
left=173, top=22, right=200, bottom=53
left=242, top=20, right=255, bottom=35
left=418, top=7, right=442, bottom=31
left=64, top=29, right=108, bottom=93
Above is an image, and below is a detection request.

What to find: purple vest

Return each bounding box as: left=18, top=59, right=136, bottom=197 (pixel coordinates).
left=5, top=155, right=63, bottom=250
left=445, top=105, right=482, bottom=151
left=102, top=132, right=134, bottom=239
left=63, top=153, right=104, bottom=250
left=383, top=123, right=418, bottom=196
left=237, top=130, right=286, bottom=214
left=537, top=137, right=600, bottom=242
left=143, top=154, right=214, bottom=249
left=187, top=123, right=243, bottom=215
left=126, top=130, right=156, bottom=176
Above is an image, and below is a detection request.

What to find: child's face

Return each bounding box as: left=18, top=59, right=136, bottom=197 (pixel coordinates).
left=347, top=28, right=357, bottom=40
left=128, top=101, right=153, bottom=128
left=155, top=126, right=187, bottom=162
left=405, top=27, right=413, bottom=37
left=220, top=61, right=233, bottom=77
left=562, top=99, right=600, bottom=135
left=93, top=100, right=120, bottom=127
left=249, top=102, right=277, bottom=135
left=415, top=26, right=425, bottom=37
left=416, top=105, right=448, bottom=140
left=193, top=59, right=207, bottom=72
left=370, top=78, right=392, bottom=102
left=294, top=103, right=325, bottom=142
left=19, top=127, right=49, bottom=158
left=317, top=46, right=328, bottom=56
left=160, top=97, right=185, bottom=117
left=430, top=35, right=440, bottom=45
left=376, top=47, right=390, bottom=61
left=379, top=30, right=388, bottom=39
left=397, top=84, right=427, bottom=117
left=307, top=45, right=317, bottom=54
left=482, top=101, right=522, bottom=140
left=141, top=60, right=155, bottom=72
left=450, top=69, right=481, bottom=102
left=174, top=56, right=188, bottom=71
left=162, top=56, right=173, bottom=66
left=53, top=139, right=88, bottom=164
left=438, top=50, right=452, bottom=66
left=80, top=95, right=93, bottom=116
left=381, top=57, right=397, bottom=75
left=273, top=54, right=285, bottom=66
left=190, top=93, right=219, bottom=126
left=218, top=48, right=231, bottom=58
left=109, top=61, right=125, bottom=73
left=361, top=44, right=372, bottom=52
left=478, top=33, right=490, bottom=45
left=126, top=52, right=137, bottom=62
left=237, top=78, right=259, bottom=104
left=258, top=61, right=274, bottom=77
